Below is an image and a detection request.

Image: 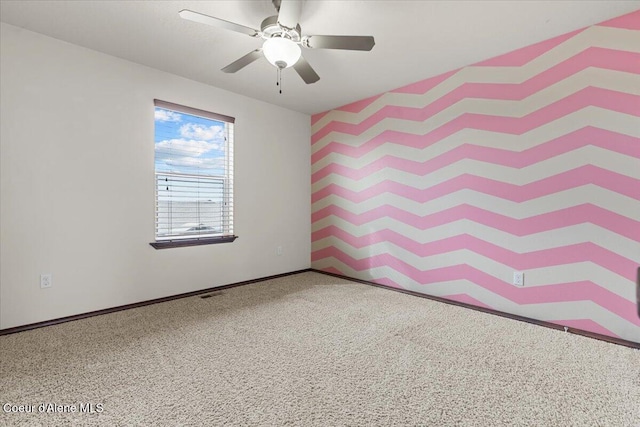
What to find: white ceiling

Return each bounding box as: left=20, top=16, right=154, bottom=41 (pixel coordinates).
left=1, top=0, right=638, bottom=115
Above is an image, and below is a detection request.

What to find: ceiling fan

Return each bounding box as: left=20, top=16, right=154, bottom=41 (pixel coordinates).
left=178, top=0, right=375, bottom=86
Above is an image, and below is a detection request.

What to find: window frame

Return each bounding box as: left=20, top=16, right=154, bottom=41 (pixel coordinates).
left=150, top=100, right=237, bottom=249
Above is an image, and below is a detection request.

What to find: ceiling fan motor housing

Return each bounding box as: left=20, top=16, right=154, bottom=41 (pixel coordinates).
left=261, top=15, right=301, bottom=41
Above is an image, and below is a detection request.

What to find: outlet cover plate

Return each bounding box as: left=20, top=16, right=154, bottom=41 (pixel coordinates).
left=513, top=272, right=524, bottom=287
left=40, top=274, right=52, bottom=289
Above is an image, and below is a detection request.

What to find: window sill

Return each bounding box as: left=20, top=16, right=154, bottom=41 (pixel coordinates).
left=150, top=235, right=238, bottom=249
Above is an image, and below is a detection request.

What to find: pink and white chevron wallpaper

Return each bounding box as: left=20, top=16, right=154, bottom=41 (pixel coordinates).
left=310, top=10, right=640, bottom=343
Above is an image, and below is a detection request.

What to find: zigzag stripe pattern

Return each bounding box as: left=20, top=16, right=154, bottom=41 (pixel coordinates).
left=312, top=128, right=640, bottom=183
left=312, top=218, right=640, bottom=264
left=312, top=236, right=637, bottom=300
left=312, top=61, right=640, bottom=145
left=312, top=110, right=640, bottom=167
left=312, top=230, right=638, bottom=283
left=311, top=25, right=640, bottom=133
left=310, top=10, right=640, bottom=343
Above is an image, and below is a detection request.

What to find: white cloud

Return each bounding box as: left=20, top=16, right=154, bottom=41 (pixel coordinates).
left=164, top=156, right=225, bottom=170
left=179, top=123, right=224, bottom=141
left=155, top=110, right=182, bottom=122
left=155, top=139, right=220, bottom=157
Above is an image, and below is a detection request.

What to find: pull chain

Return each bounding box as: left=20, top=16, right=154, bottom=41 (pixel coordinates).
left=276, top=68, right=283, bottom=94
left=280, top=68, right=283, bottom=94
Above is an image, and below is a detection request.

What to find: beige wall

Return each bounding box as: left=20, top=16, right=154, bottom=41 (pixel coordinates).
left=0, top=23, right=311, bottom=329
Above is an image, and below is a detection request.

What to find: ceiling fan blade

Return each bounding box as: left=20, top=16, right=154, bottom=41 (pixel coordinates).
left=276, top=0, right=303, bottom=30
left=304, top=35, right=375, bottom=51
left=293, top=56, right=320, bottom=84
left=179, top=10, right=259, bottom=37
left=221, top=49, right=263, bottom=73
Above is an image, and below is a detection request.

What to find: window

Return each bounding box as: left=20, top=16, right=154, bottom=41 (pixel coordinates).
left=150, top=100, right=236, bottom=249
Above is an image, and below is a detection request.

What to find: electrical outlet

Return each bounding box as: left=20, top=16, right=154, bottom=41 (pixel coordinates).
left=276, top=246, right=283, bottom=256
left=40, top=274, right=52, bottom=289
left=513, top=272, right=524, bottom=287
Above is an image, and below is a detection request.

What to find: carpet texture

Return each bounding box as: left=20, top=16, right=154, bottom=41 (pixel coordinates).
left=1, top=272, right=639, bottom=426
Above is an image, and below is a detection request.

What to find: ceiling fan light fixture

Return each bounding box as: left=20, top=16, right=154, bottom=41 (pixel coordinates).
left=263, top=37, right=301, bottom=69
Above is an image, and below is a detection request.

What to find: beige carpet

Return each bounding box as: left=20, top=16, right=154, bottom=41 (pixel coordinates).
left=1, top=272, right=639, bottom=426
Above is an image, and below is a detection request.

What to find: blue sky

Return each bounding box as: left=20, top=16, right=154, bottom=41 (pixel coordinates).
left=154, top=107, right=226, bottom=176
